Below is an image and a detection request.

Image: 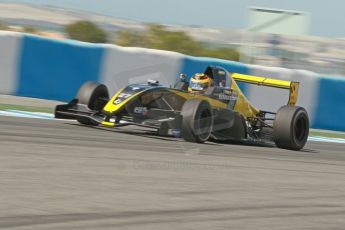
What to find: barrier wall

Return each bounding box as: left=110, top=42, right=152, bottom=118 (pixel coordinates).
left=0, top=31, right=21, bottom=95
left=1, top=31, right=345, bottom=131
left=246, top=65, right=320, bottom=127
left=313, top=76, right=345, bottom=131
left=17, top=35, right=105, bottom=101
left=100, top=45, right=183, bottom=95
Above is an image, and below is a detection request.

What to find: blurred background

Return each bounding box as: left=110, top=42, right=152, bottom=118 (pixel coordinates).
left=0, top=0, right=344, bottom=76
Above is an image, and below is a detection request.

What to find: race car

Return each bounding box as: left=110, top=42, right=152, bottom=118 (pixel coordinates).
left=55, top=65, right=309, bottom=150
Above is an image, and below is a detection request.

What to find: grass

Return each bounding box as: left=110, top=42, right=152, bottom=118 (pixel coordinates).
left=309, top=130, right=345, bottom=139
left=0, top=103, right=54, bottom=113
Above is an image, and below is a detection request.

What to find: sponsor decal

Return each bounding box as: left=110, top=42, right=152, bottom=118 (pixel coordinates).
left=131, top=86, right=140, bottom=91
left=118, top=93, right=132, bottom=99
left=134, top=106, right=148, bottom=115
left=114, top=93, right=132, bottom=105
left=218, top=93, right=237, bottom=101
left=171, top=129, right=181, bottom=137
left=114, top=99, right=122, bottom=104
left=223, top=89, right=232, bottom=95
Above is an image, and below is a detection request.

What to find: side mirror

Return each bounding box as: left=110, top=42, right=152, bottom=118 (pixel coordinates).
left=179, top=73, right=187, bottom=82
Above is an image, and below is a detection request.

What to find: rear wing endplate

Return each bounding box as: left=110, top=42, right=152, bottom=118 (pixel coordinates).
left=232, top=73, right=299, bottom=106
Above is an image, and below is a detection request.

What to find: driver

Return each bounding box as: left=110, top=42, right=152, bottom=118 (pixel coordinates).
left=188, top=73, right=212, bottom=94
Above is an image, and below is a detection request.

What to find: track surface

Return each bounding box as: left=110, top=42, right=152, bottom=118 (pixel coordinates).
left=1, top=116, right=345, bottom=230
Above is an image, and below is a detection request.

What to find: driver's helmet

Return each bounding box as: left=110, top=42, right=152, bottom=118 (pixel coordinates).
left=188, top=73, right=212, bottom=93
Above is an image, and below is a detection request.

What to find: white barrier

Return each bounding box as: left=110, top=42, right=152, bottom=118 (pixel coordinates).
left=100, top=45, right=183, bottom=94
left=247, top=65, right=320, bottom=123
left=0, top=31, right=22, bottom=95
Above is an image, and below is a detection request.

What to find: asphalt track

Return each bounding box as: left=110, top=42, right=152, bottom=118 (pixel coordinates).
left=1, top=116, right=345, bottom=230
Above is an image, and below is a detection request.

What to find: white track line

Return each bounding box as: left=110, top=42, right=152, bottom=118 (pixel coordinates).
left=0, top=110, right=54, bottom=119
left=308, top=136, right=345, bottom=144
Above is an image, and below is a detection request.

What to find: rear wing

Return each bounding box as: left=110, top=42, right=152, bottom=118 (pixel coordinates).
left=231, top=73, right=299, bottom=106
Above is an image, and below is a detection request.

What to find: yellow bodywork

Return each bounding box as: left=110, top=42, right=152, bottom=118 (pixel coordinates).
left=102, top=87, right=143, bottom=126
left=169, top=90, right=228, bottom=108
left=101, top=121, right=115, bottom=126
left=103, top=87, right=142, bottom=112
left=172, top=80, right=260, bottom=118
left=230, top=77, right=260, bottom=118
left=232, top=73, right=299, bottom=106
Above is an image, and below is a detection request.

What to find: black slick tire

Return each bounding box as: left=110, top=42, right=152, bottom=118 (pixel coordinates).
left=180, top=99, right=213, bottom=143
left=76, top=81, right=109, bottom=125
left=273, top=106, right=309, bottom=150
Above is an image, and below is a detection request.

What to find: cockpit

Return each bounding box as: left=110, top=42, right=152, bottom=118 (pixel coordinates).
left=204, top=66, right=232, bottom=88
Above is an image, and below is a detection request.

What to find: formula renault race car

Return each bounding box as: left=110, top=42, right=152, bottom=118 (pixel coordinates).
left=55, top=66, right=309, bottom=150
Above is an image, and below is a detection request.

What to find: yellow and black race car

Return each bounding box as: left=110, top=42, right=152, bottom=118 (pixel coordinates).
left=55, top=65, right=309, bottom=150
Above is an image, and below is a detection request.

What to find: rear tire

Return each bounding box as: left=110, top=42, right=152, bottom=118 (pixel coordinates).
left=273, top=106, right=309, bottom=150
left=76, top=81, right=109, bottom=125
left=181, top=99, right=213, bottom=143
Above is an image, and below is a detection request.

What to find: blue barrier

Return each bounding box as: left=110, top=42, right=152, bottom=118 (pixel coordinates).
left=313, top=75, right=345, bottom=131
left=16, top=35, right=105, bottom=101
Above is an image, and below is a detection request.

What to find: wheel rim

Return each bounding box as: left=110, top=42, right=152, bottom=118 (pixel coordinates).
left=195, top=108, right=212, bottom=140
left=90, top=92, right=108, bottom=111
left=294, top=115, right=307, bottom=143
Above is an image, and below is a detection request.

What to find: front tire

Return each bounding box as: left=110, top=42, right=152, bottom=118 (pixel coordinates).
left=76, top=81, right=109, bottom=125
left=181, top=99, right=213, bottom=143
left=273, top=106, right=309, bottom=150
